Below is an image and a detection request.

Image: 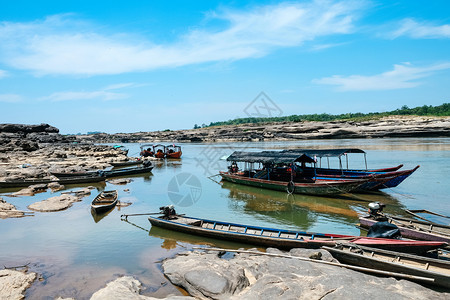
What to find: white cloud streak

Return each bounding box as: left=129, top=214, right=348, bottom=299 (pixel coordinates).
left=40, top=83, right=135, bottom=101
left=313, top=62, right=450, bottom=91
left=0, top=94, right=22, bottom=102
left=389, top=18, right=450, bottom=39
left=0, top=0, right=365, bottom=76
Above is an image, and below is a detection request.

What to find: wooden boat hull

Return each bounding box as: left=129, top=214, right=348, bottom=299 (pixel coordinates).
left=149, top=215, right=446, bottom=254
left=91, top=190, right=118, bottom=214
left=166, top=151, right=182, bottom=159
left=219, top=172, right=365, bottom=196
left=110, top=160, right=143, bottom=167
left=323, top=244, right=450, bottom=289
left=359, top=216, right=450, bottom=244
left=0, top=175, right=105, bottom=189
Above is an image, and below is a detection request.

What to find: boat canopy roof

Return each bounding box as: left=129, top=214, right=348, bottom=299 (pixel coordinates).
left=140, top=144, right=154, bottom=150
left=281, top=148, right=365, bottom=158
left=227, top=151, right=316, bottom=164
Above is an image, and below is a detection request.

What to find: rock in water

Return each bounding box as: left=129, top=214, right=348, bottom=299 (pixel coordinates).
left=0, top=269, right=37, bottom=300
left=28, top=194, right=80, bottom=212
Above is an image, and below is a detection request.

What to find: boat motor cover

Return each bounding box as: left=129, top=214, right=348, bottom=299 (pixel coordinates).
left=367, top=221, right=402, bottom=239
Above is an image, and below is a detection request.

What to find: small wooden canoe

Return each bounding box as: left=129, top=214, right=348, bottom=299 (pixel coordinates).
left=323, top=244, right=450, bottom=289
left=148, top=215, right=447, bottom=254
left=110, top=159, right=143, bottom=167
left=91, top=190, right=118, bottom=214
left=359, top=215, right=450, bottom=244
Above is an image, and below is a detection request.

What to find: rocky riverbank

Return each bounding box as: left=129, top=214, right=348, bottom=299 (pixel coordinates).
left=162, top=248, right=449, bottom=299
left=78, top=116, right=450, bottom=143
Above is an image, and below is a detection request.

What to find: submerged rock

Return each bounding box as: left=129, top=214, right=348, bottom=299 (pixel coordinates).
left=28, top=194, right=80, bottom=212
left=162, top=248, right=449, bottom=300
left=0, top=269, right=37, bottom=300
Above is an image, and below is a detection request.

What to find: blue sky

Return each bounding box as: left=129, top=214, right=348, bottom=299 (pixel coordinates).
left=0, top=0, right=449, bottom=134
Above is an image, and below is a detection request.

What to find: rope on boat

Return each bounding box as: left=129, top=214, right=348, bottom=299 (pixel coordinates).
left=208, top=174, right=222, bottom=185
left=120, top=212, right=161, bottom=220
left=193, top=247, right=435, bottom=283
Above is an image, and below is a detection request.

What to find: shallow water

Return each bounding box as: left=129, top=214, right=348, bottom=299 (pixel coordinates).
left=1, top=138, right=449, bottom=299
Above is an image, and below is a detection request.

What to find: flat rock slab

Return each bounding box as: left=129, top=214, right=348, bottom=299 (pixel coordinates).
left=90, top=276, right=194, bottom=300
left=162, top=248, right=449, bottom=300
left=0, top=197, right=25, bottom=219
left=107, top=178, right=132, bottom=185
left=0, top=269, right=36, bottom=300
left=28, top=194, right=80, bottom=212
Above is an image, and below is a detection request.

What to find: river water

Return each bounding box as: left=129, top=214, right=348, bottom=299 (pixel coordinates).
left=1, top=138, right=449, bottom=299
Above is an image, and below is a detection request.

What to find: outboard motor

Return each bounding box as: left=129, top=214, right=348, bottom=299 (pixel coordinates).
left=368, top=202, right=385, bottom=216
left=159, top=205, right=176, bottom=219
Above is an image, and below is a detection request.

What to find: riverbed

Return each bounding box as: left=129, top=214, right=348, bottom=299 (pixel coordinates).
left=1, top=138, right=449, bottom=299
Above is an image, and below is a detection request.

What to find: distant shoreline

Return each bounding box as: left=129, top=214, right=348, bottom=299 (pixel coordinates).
left=77, top=115, right=450, bottom=144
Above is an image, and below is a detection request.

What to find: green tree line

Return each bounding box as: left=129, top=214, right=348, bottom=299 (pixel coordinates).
left=197, top=103, right=449, bottom=128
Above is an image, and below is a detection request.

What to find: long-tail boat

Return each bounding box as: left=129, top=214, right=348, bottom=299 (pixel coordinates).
left=140, top=144, right=155, bottom=157
left=0, top=174, right=105, bottom=189
left=165, top=144, right=182, bottom=159
left=221, top=151, right=374, bottom=196
left=281, top=149, right=419, bottom=190
left=91, top=190, right=118, bottom=214
left=359, top=203, right=450, bottom=244
left=148, top=207, right=447, bottom=254
left=51, top=162, right=153, bottom=179
left=153, top=144, right=166, bottom=158
left=323, top=244, right=450, bottom=289
left=221, top=150, right=417, bottom=194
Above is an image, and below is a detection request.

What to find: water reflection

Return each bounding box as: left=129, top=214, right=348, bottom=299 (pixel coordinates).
left=90, top=208, right=114, bottom=223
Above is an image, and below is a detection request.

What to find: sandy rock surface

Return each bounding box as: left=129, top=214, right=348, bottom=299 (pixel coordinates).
left=28, top=194, right=81, bottom=212
left=90, top=276, right=194, bottom=300
left=0, top=269, right=37, bottom=300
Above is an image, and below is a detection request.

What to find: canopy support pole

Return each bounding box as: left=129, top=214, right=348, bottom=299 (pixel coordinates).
left=364, top=153, right=368, bottom=171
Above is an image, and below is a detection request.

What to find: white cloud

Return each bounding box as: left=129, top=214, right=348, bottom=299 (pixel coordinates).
left=0, top=94, right=22, bottom=102
left=40, top=83, right=135, bottom=101
left=389, top=18, right=450, bottom=39
left=0, top=70, right=8, bottom=78
left=0, top=0, right=366, bottom=76
left=313, top=62, right=450, bottom=91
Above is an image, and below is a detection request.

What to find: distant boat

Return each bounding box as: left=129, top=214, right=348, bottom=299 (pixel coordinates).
left=165, top=144, right=182, bottom=159
left=148, top=209, right=447, bottom=254
left=323, top=244, right=450, bottom=289
left=91, top=190, right=118, bottom=214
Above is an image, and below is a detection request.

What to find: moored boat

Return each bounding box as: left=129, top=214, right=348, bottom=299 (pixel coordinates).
left=323, top=244, right=450, bottom=289
left=0, top=174, right=105, bottom=189
left=91, top=190, right=118, bottom=214
left=110, top=159, right=143, bottom=167
left=359, top=203, right=450, bottom=244
left=165, top=144, right=182, bottom=159
left=221, top=151, right=369, bottom=196
left=148, top=207, right=446, bottom=254
left=51, top=162, right=153, bottom=179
